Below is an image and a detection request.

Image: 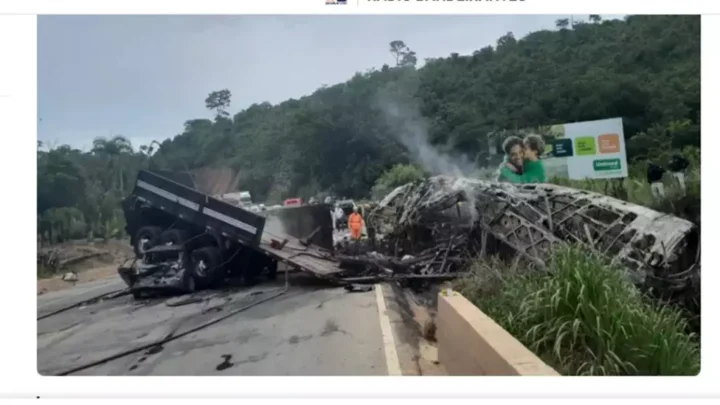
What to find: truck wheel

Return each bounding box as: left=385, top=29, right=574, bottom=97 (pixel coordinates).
left=243, top=256, right=262, bottom=287
left=243, top=270, right=259, bottom=286
left=134, top=226, right=162, bottom=258
left=191, top=246, right=222, bottom=289
left=158, top=229, right=190, bottom=246
left=267, top=259, right=278, bottom=281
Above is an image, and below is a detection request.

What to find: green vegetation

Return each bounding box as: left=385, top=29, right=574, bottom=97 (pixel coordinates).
left=37, top=15, right=700, bottom=240
left=371, top=163, right=427, bottom=200
left=37, top=137, right=153, bottom=244
left=150, top=15, right=699, bottom=199
left=454, top=245, right=700, bottom=376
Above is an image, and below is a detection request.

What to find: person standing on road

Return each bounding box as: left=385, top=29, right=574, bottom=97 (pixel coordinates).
left=348, top=206, right=364, bottom=241
left=330, top=205, right=337, bottom=230
left=333, top=204, right=345, bottom=230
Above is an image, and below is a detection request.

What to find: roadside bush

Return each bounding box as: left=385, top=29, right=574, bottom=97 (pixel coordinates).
left=67, top=220, right=88, bottom=240
left=37, top=263, right=55, bottom=279
left=371, top=164, right=427, bottom=200
left=455, top=245, right=700, bottom=376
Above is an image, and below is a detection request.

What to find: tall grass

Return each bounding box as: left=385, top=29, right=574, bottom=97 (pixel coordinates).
left=454, top=245, right=700, bottom=376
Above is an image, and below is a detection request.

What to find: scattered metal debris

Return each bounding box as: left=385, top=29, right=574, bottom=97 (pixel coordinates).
left=344, top=284, right=373, bottom=293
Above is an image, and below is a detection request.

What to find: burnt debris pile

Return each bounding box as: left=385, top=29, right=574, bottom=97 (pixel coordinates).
left=335, top=175, right=700, bottom=312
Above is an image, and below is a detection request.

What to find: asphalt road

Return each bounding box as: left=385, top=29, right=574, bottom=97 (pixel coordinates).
left=37, top=277, right=126, bottom=318
left=37, top=273, right=438, bottom=376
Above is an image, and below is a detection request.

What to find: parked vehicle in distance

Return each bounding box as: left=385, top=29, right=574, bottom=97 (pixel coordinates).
left=283, top=198, right=302, bottom=207
left=214, top=190, right=253, bottom=208
left=238, top=191, right=253, bottom=207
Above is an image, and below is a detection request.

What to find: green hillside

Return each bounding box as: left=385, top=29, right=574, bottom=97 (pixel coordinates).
left=37, top=15, right=700, bottom=243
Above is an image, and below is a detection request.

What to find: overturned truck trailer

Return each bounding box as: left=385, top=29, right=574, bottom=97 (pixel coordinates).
left=365, top=176, right=700, bottom=309
left=118, top=170, right=341, bottom=298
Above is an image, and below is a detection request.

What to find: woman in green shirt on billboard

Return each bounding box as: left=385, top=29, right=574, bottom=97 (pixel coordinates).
left=496, top=134, right=547, bottom=184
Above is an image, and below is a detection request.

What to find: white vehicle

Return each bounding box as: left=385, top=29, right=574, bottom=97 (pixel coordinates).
left=215, top=190, right=253, bottom=208
left=238, top=191, right=253, bottom=207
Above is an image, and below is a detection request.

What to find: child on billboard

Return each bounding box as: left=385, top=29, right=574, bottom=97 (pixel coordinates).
left=521, top=134, right=547, bottom=183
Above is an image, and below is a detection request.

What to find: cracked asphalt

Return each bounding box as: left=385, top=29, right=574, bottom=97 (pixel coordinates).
left=37, top=274, right=434, bottom=376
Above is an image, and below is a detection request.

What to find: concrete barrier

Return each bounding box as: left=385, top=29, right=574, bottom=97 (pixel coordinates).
left=437, top=290, right=559, bottom=376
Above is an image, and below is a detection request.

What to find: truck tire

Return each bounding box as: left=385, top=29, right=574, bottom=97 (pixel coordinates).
left=158, top=229, right=190, bottom=246
left=133, top=226, right=162, bottom=258
left=191, top=246, right=223, bottom=289
left=180, top=252, right=197, bottom=294
left=243, top=254, right=263, bottom=286
left=267, top=259, right=278, bottom=281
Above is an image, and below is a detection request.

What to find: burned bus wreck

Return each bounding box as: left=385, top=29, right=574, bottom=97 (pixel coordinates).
left=351, top=175, right=700, bottom=311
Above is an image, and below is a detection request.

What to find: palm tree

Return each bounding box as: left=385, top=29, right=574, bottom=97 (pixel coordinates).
left=91, top=135, right=134, bottom=193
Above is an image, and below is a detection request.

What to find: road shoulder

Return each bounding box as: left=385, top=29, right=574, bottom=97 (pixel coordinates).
left=379, top=282, right=447, bottom=376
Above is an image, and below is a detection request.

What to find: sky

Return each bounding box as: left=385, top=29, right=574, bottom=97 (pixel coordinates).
left=38, top=14, right=624, bottom=151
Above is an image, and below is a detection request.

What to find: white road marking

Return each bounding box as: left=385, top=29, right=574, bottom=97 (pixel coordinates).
left=375, top=283, right=402, bottom=376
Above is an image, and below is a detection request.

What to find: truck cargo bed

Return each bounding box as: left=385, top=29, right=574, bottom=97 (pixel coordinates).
left=127, top=170, right=343, bottom=281
left=259, top=232, right=344, bottom=277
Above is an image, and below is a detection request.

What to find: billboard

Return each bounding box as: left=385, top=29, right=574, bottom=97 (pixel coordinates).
left=543, top=117, right=628, bottom=180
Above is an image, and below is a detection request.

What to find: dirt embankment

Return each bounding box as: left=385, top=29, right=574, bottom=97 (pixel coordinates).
left=37, top=239, right=133, bottom=295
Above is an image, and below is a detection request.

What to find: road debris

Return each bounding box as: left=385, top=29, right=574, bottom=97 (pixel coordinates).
left=165, top=296, right=205, bottom=307
left=344, top=284, right=374, bottom=293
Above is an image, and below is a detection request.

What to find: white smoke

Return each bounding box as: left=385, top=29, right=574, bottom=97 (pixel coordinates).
left=374, top=84, right=485, bottom=223
left=374, top=87, right=480, bottom=178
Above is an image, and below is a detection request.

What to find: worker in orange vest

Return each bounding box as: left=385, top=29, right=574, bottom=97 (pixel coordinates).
left=348, top=206, right=364, bottom=241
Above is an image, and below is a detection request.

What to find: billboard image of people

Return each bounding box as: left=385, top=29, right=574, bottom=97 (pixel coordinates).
left=488, top=117, right=628, bottom=181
